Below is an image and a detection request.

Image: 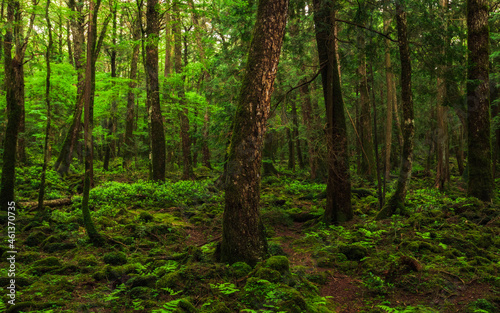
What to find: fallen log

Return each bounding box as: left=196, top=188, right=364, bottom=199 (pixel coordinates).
left=21, top=198, right=73, bottom=210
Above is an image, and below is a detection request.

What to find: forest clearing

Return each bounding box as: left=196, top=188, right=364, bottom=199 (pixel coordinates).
left=0, top=0, right=499, bottom=312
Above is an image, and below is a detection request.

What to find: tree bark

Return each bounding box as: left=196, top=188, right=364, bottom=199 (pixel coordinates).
left=357, top=34, right=374, bottom=181
left=377, top=1, right=415, bottom=219
left=38, top=0, right=53, bottom=212
left=173, top=2, right=194, bottom=180
left=313, top=0, right=353, bottom=223
left=383, top=12, right=394, bottom=181
left=124, top=13, right=141, bottom=169
left=466, top=0, right=493, bottom=201
left=147, top=0, right=166, bottom=181
left=81, top=0, right=102, bottom=245
left=220, top=0, right=288, bottom=266
left=300, top=71, right=318, bottom=180
left=54, top=0, right=85, bottom=176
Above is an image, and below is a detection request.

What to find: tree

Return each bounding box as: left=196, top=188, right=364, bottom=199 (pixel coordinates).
left=219, top=0, right=289, bottom=266
left=0, top=0, right=34, bottom=211
left=313, top=0, right=353, bottom=224
left=38, top=0, right=54, bottom=212
left=377, top=0, right=415, bottom=219
left=146, top=0, right=166, bottom=181
left=467, top=0, right=493, bottom=201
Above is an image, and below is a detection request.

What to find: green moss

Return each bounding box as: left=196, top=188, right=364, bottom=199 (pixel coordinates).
left=43, top=242, right=76, bottom=252
left=176, top=298, right=197, bottom=313
left=139, top=211, right=154, bottom=222
left=24, top=231, right=47, bottom=247
left=265, top=256, right=290, bottom=274
left=268, top=242, right=287, bottom=256
left=254, top=267, right=282, bottom=282
left=156, top=271, right=183, bottom=289
left=17, top=251, right=40, bottom=263
left=126, top=275, right=158, bottom=288
left=338, top=243, right=368, bottom=261
left=231, top=262, right=252, bottom=278
left=211, top=302, right=231, bottom=313
left=129, top=286, right=152, bottom=299
left=103, top=251, right=127, bottom=265
left=76, top=255, right=98, bottom=267
left=33, top=257, right=62, bottom=267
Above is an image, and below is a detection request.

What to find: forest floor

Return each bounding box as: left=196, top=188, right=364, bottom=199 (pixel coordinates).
left=0, top=163, right=499, bottom=313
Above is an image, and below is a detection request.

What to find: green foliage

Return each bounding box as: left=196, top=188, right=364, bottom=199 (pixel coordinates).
left=283, top=181, right=325, bottom=195
left=210, top=282, right=240, bottom=295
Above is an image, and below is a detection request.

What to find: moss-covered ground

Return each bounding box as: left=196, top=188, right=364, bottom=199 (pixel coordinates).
left=0, top=163, right=499, bottom=312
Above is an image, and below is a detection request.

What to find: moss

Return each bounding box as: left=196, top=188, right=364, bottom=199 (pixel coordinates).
left=231, top=262, right=252, bottom=278
left=139, top=211, right=154, bottom=222
left=129, top=286, right=152, bottom=299
left=338, top=243, right=368, bottom=261
left=254, top=267, right=282, bottom=283
left=265, top=256, right=289, bottom=274
left=33, top=257, right=62, bottom=267
left=211, top=302, right=231, bottom=313
left=268, top=242, right=287, bottom=256
left=76, top=255, right=98, bottom=267
left=0, top=276, right=32, bottom=288
left=103, top=251, right=127, bottom=265
left=126, top=275, right=158, bottom=288
left=306, top=271, right=329, bottom=285
left=43, top=242, right=76, bottom=252
left=24, top=231, right=47, bottom=247
left=176, top=298, right=197, bottom=313
left=471, top=256, right=491, bottom=266
left=17, top=251, right=40, bottom=263
left=316, top=257, right=335, bottom=268
left=156, top=271, right=183, bottom=289
left=466, top=299, right=498, bottom=313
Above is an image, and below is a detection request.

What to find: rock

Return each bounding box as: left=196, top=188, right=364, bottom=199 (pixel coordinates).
left=103, top=251, right=127, bottom=265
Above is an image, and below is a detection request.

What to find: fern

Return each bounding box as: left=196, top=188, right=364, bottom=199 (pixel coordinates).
left=104, top=283, right=126, bottom=302
left=151, top=299, right=181, bottom=313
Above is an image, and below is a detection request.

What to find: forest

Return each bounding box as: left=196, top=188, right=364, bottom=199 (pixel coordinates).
left=0, top=0, right=499, bottom=311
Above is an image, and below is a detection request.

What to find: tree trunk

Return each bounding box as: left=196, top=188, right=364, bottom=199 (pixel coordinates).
left=313, top=0, right=353, bottom=223
left=54, top=0, right=85, bottom=176
left=124, top=14, right=141, bottom=169
left=291, top=101, right=304, bottom=169
left=0, top=0, right=25, bottom=211
left=81, top=0, right=102, bottom=245
left=300, top=71, right=318, bottom=180
left=38, top=0, right=53, bottom=212
left=377, top=1, right=415, bottom=219
left=220, top=0, right=288, bottom=266
left=357, top=34, right=374, bottom=181
left=383, top=12, right=394, bottom=181
left=147, top=0, right=166, bottom=181
left=287, top=126, right=295, bottom=171
left=466, top=0, right=493, bottom=201
left=103, top=2, right=118, bottom=171
left=173, top=2, right=194, bottom=180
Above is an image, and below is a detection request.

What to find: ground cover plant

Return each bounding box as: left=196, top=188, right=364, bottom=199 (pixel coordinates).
left=0, top=160, right=498, bottom=313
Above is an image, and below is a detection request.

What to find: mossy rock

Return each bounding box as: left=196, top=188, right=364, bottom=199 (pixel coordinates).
left=254, top=267, right=282, bottom=283
left=43, top=242, right=76, bottom=252
left=33, top=256, right=61, bottom=267
left=404, top=240, right=440, bottom=253
left=466, top=299, right=498, bottom=313
left=24, top=231, right=47, bottom=247
left=129, top=286, right=152, bottom=300
left=231, top=262, right=252, bottom=278
left=0, top=276, right=32, bottom=288
left=176, top=298, right=197, bottom=313
left=338, top=243, right=368, bottom=261
left=265, top=256, right=289, bottom=274
left=17, top=251, right=40, bottom=263
left=76, top=255, right=99, bottom=267
left=126, top=275, right=158, bottom=288
left=276, top=287, right=307, bottom=313
left=268, top=242, right=287, bottom=256
left=316, top=256, right=335, bottom=268
left=5, top=301, right=61, bottom=313
left=211, top=302, right=231, bottom=313
left=148, top=224, right=175, bottom=236
left=156, top=271, right=184, bottom=290
left=139, top=211, right=154, bottom=222
left=103, top=251, right=127, bottom=265
left=306, top=271, right=329, bottom=285
left=28, top=266, right=60, bottom=276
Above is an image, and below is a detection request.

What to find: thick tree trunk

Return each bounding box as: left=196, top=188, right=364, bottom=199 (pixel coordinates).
left=0, top=0, right=24, bottom=211
left=467, top=0, right=493, bottom=201
left=220, top=0, right=288, bottom=266
left=377, top=1, right=415, bottom=219
left=313, top=0, right=353, bottom=223
left=147, top=0, right=166, bottom=181
left=287, top=127, right=295, bottom=171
